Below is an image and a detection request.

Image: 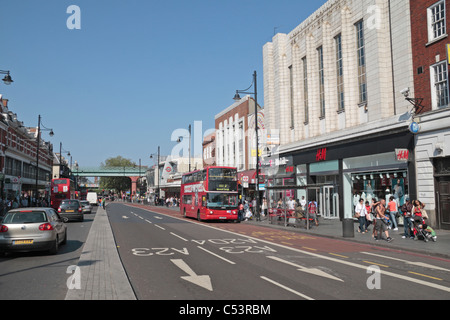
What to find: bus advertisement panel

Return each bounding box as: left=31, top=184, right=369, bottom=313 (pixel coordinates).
left=50, top=178, right=76, bottom=209
left=180, top=166, right=238, bottom=222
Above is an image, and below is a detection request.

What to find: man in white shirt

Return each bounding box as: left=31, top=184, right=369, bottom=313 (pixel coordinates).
left=355, top=199, right=367, bottom=233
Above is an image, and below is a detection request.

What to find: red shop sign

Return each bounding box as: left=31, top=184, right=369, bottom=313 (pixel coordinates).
left=395, top=149, right=409, bottom=161
left=316, top=148, right=327, bottom=161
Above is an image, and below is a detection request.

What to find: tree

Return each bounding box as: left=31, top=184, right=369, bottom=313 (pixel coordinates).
left=99, top=156, right=137, bottom=193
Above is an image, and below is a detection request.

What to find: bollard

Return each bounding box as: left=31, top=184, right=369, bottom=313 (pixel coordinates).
left=342, top=218, right=355, bottom=238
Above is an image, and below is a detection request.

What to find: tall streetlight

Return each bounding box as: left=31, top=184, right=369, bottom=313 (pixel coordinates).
left=233, top=70, right=261, bottom=221
left=0, top=70, right=13, bottom=85
left=59, top=142, right=70, bottom=178
left=177, top=124, right=191, bottom=172
left=150, top=146, right=161, bottom=202
left=35, top=115, right=54, bottom=203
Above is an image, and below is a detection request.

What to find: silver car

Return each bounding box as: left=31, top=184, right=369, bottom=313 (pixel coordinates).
left=0, top=208, right=67, bottom=255
left=80, top=200, right=92, bottom=214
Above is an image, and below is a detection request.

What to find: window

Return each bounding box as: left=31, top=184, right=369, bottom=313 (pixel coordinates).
left=302, top=57, right=309, bottom=123
left=356, top=20, right=367, bottom=104
left=318, top=46, right=325, bottom=118
left=335, top=34, right=345, bottom=111
left=428, top=0, right=447, bottom=42
left=289, top=65, right=295, bottom=128
left=430, top=61, right=449, bottom=109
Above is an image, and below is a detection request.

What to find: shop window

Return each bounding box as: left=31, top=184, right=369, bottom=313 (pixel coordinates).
left=351, top=171, right=408, bottom=206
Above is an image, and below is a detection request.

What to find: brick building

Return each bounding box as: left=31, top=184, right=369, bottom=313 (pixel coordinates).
left=0, top=96, right=53, bottom=203
left=215, top=95, right=264, bottom=199
left=410, top=0, right=450, bottom=229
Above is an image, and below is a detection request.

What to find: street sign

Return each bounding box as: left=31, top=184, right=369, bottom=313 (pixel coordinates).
left=409, top=121, right=420, bottom=134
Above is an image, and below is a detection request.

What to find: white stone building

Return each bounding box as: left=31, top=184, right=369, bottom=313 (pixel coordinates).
left=262, top=0, right=417, bottom=221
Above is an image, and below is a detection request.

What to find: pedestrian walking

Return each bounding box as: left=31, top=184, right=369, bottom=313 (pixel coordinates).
left=387, top=196, right=399, bottom=231
left=355, top=199, right=367, bottom=233
left=401, top=198, right=413, bottom=239
left=374, top=199, right=393, bottom=242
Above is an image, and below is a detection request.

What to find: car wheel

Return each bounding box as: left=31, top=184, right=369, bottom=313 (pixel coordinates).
left=49, top=236, right=59, bottom=255
left=61, top=229, right=67, bottom=245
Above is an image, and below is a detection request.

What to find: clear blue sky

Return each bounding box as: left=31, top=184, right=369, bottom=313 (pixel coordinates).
left=0, top=0, right=326, bottom=168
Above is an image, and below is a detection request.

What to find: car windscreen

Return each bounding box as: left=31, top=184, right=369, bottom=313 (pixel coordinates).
left=61, top=200, right=80, bottom=208
left=2, top=211, right=48, bottom=224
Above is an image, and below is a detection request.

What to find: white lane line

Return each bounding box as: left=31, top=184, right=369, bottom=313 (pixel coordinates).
left=154, top=224, right=165, bottom=230
left=124, top=204, right=450, bottom=293
left=171, top=232, right=188, bottom=242
left=197, top=246, right=236, bottom=265
left=154, top=216, right=163, bottom=219
left=145, top=219, right=152, bottom=224
left=361, top=252, right=450, bottom=272
left=260, top=276, right=314, bottom=300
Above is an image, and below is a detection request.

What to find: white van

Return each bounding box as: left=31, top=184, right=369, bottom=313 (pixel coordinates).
left=87, top=192, right=98, bottom=206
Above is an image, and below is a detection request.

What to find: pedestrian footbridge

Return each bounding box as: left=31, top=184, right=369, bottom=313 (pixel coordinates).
left=73, top=167, right=145, bottom=177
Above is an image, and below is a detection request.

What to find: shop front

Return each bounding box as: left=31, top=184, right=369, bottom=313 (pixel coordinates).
left=263, top=129, right=416, bottom=222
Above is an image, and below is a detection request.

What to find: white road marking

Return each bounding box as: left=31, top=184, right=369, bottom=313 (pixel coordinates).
left=267, top=256, right=343, bottom=282
left=154, top=224, right=165, bottom=230
left=197, top=246, right=236, bottom=265
left=171, top=259, right=213, bottom=291
left=361, top=252, right=450, bottom=272
left=171, top=232, right=188, bottom=242
left=260, top=276, right=314, bottom=300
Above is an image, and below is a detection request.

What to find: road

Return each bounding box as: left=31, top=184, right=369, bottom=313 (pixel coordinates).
left=108, top=203, right=450, bottom=300
left=1, top=203, right=449, bottom=301
left=0, top=208, right=97, bottom=300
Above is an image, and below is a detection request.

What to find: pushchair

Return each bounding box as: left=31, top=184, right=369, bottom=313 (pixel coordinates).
left=412, top=216, right=437, bottom=242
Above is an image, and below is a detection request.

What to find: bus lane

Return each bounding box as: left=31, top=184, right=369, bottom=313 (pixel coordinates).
left=126, top=203, right=450, bottom=299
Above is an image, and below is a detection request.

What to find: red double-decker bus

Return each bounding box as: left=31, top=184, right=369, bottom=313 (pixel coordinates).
left=180, top=166, right=238, bottom=222
left=50, top=178, right=76, bottom=209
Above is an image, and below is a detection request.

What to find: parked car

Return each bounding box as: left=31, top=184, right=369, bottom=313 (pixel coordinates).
left=80, top=200, right=92, bottom=214
left=58, top=199, right=83, bottom=222
left=0, top=207, right=67, bottom=255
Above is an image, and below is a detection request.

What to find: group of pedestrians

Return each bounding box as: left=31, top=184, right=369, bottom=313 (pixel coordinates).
left=354, top=197, right=433, bottom=243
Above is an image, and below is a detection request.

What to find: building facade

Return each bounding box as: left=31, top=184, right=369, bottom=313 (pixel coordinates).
left=262, top=0, right=417, bottom=221
left=0, top=96, right=53, bottom=202
left=215, top=95, right=264, bottom=199
left=410, top=0, right=450, bottom=229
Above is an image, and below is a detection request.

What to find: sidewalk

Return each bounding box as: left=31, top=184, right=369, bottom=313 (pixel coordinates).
left=141, top=204, right=450, bottom=260
left=243, top=214, right=450, bottom=260
left=65, top=206, right=136, bottom=300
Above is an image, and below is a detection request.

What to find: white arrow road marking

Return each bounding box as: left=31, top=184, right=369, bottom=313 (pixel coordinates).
left=267, top=256, right=343, bottom=282
left=361, top=252, right=450, bottom=272
left=122, top=216, right=129, bottom=219
left=171, top=259, right=213, bottom=291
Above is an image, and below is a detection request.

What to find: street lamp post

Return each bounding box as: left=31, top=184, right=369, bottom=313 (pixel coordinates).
left=35, top=115, right=54, bottom=203
left=59, top=142, right=70, bottom=178
left=234, top=70, right=261, bottom=221
left=0, top=70, right=13, bottom=85
left=150, top=146, right=161, bottom=203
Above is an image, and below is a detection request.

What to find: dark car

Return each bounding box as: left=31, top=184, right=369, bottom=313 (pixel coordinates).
left=58, top=199, right=83, bottom=222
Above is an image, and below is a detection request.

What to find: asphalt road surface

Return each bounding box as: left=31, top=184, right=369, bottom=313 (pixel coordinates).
left=0, top=208, right=97, bottom=300
left=108, top=203, right=450, bottom=300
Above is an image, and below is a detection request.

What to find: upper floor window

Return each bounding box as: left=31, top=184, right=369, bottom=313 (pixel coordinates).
left=430, top=61, right=449, bottom=109
left=428, top=0, right=447, bottom=42
left=356, top=20, right=367, bottom=104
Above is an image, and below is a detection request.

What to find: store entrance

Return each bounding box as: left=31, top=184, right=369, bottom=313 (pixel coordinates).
left=322, top=186, right=339, bottom=219
left=308, top=186, right=339, bottom=219
left=437, top=176, right=450, bottom=230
